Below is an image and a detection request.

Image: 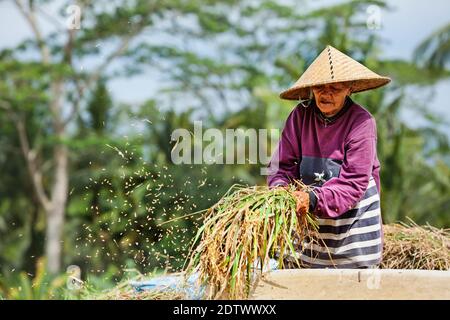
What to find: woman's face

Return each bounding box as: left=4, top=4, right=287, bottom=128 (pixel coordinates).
left=312, top=83, right=352, bottom=117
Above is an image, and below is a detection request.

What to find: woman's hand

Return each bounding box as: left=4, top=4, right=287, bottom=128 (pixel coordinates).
left=292, top=190, right=310, bottom=216
left=277, top=185, right=310, bottom=216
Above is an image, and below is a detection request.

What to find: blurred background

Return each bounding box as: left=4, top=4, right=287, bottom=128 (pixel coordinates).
left=0, top=0, right=449, bottom=298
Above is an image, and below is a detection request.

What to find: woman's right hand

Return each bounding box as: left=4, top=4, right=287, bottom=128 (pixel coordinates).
left=292, top=190, right=310, bottom=217
left=277, top=185, right=310, bottom=216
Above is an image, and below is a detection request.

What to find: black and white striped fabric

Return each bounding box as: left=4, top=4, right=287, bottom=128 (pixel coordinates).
left=290, top=177, right=383, bottom=268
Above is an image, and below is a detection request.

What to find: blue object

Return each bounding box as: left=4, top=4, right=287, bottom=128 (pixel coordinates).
left=130, top=258, right=279, bottom=299
left=130, top=272, right=205, bottom=300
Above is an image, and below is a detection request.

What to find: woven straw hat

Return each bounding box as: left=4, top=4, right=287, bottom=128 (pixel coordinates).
left=279, top=45, right=391, bottom=100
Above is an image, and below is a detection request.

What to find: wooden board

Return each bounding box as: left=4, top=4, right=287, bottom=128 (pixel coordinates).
left=249, top=269, right=450, bottom=300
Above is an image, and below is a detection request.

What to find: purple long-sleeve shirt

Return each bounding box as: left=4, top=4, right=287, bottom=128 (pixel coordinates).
left=267, top=97, right=383, bottom=268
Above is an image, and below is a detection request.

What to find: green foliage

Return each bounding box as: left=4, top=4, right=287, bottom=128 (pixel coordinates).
left=86, top=79, right=112, bottom=134
left=414, top=23, right=450, bottom=69
left=0, top=258, right=67, bottom=300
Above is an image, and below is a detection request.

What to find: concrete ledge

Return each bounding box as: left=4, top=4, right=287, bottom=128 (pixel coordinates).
left=249, top=269, right=450, bottom=300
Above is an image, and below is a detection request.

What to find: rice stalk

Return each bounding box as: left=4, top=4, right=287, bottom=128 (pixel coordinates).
left=184, top=182, right=320, bottom=299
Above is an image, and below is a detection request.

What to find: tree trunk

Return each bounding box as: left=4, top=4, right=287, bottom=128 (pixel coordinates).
left=24, top=194, right=45, bottom=275
left=45, top=143, right=69, bottom=274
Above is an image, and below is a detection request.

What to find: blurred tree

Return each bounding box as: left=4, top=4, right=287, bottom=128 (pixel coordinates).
left=0, top=0, right=240, bottom=274
left=414, top=23, right=450, bottom=70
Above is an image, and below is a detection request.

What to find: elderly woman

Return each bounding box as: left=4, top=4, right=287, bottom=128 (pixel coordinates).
left=267, top=45, right=391, bottom=268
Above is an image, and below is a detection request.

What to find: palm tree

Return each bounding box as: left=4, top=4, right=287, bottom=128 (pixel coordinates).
left=414, top=23, right=450, bottom=70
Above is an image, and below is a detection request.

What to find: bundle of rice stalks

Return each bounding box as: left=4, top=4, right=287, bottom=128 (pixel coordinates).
left=382, top=220, right=450, bottom=270
left=184, top=183, right=320, bottom=300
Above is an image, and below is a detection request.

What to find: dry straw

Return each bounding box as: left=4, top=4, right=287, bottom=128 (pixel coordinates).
left=381, top=219, right=450, bottom=270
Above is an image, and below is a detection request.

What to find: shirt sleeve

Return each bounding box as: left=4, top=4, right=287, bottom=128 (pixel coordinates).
left=267, top=107, right=301, bottom=187
left=313, top=117, right=378, bottom=218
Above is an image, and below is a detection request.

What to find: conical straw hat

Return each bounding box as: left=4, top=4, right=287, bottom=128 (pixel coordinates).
left=279, top=45, right=391, bottom=100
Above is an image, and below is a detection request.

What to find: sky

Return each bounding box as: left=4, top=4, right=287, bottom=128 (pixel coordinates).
left=0, top=0, right=449, bottom=133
